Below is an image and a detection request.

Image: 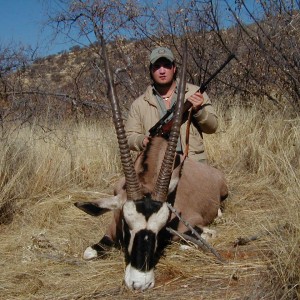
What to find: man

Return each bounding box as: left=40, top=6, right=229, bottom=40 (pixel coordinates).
left=126, top=46, right=218, bottom=162
left=81, top=47, right=219, bottom=260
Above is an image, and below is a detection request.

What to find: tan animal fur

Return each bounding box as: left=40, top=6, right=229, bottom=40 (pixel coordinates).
left=101, top=136, right=228, bottom=242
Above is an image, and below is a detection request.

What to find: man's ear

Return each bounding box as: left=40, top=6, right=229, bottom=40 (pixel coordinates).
left=74, top=195, right=124, bottom=216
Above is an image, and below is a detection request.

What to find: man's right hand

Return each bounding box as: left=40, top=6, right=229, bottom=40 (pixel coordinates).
left=142, top=136, right=151, bottom=148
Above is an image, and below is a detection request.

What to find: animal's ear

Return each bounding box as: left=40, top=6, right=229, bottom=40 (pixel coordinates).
left=168, top=160, right=184, bottom=194
left=74, top=195, right=124, bottom=216
left=74, top=202, right=110, bottom=216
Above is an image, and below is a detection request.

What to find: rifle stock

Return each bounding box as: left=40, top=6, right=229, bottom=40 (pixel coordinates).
left=149, top=53, right=235, bottom=138
left=148, top=101, right=192, bottom=138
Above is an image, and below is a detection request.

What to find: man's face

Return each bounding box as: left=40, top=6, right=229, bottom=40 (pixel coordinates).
left=151, top=58, right=176, bottom=86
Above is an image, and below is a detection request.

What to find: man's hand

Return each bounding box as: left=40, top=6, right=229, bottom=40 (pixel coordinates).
left=188, top=92, right=204, bottom=112
left=142, top=136, right=151, bottom=148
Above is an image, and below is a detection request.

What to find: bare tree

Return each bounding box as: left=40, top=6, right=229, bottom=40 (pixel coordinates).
left=42, top=1, right=239, bottom=114
left=44, top=0, right=146, bottom=111
left=11, top=0, right=296, bottom=119
left=201, top=0, right=300, bottom=110
left=0, top=44, right=40, bottom=138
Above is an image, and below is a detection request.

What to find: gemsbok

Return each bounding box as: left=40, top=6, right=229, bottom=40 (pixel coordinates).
left=74, top=41, right=228, bottom=291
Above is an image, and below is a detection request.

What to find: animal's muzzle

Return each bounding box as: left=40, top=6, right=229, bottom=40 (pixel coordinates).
left=125, top=264, right=155, bottom=291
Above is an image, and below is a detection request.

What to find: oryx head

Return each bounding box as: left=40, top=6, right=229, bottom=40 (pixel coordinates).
left=75, top=40, right=187, bottom=291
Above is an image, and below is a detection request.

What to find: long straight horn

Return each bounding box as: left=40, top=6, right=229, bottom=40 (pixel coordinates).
left=152, top=40, right=188, bottom=202
left=101, top=39, right=143, bottom=201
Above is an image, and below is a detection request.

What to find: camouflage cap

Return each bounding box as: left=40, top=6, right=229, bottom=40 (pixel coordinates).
left=149, top=47, right=174, bottom=64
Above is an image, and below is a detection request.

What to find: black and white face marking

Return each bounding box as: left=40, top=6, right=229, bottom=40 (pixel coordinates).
left=122, top=197, right=170, bottom=290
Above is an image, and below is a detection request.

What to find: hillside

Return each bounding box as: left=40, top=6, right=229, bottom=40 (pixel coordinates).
left=1, top=10, right=299, bottom=124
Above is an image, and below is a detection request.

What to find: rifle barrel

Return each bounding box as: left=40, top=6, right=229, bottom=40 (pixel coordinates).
left=200, top=53, right=236, bottom=93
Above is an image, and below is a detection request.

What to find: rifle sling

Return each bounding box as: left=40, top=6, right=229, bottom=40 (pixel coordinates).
left=184, top=109, right=193, bottom=158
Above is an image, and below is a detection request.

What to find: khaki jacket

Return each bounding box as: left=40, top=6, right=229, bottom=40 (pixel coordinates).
left=125, top=82, right=218, bottom=161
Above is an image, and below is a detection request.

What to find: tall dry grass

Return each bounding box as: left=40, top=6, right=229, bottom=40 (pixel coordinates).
left=0, top=104, right=299, bottom=299
left=207, top=103, right=300, bottom=299
left=0, top=118, right=122, bottom=207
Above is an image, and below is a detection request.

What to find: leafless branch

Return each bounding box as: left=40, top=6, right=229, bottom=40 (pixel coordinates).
left=167, top=203, right=225, bottom=263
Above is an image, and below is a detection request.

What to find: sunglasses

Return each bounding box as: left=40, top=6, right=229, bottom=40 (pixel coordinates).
left=151, top=62, right=173, bottom=71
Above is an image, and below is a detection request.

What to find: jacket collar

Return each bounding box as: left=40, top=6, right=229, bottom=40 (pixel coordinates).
left=143, top=79, right=194, bottom=106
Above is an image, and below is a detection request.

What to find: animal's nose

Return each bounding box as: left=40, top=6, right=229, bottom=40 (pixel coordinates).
left=125, top=264, right=155, bottom=291
left=132, top=281, right=154, bottom=291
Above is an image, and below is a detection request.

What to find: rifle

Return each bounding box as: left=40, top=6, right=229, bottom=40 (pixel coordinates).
left=149, top=53, right=235, bottom=138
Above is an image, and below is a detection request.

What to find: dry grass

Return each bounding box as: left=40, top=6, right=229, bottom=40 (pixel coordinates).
left=0, top=104, right=299, bottom=299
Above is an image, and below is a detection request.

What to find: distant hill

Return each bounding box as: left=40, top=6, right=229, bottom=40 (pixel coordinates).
left=1, top=13, right=299, bottom=122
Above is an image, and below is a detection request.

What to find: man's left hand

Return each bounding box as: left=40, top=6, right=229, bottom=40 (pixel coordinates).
left=188, top=92, right=204, bottom=112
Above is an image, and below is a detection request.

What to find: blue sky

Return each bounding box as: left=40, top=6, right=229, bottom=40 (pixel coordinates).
left=0, top=0, right=78, bottom=57
left=0, top=0, right=260, bottom=58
